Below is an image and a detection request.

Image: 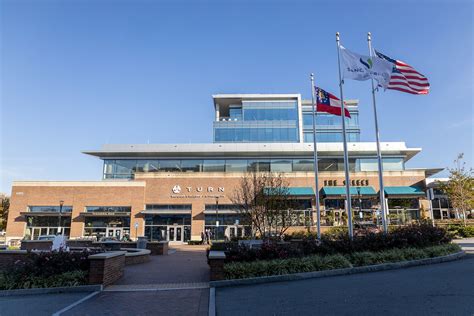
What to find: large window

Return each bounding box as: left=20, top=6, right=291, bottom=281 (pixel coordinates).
left=103, top=157, right=405, bottom=178
left=146, top=204, right=192, bottom=211
left=302, top=113, right=359, bottom=128
left=29, top=206, right=73, bottom=213
left=25, top=216, right=71, bottom=240
left=214, top=127, right=299, bottom=142
left=304, top=131, right=360, bottom=143
left=86, top=206, right=131, bottom=213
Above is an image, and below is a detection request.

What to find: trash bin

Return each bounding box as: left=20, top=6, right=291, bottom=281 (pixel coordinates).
left=137, top=236, right=148, bottom=249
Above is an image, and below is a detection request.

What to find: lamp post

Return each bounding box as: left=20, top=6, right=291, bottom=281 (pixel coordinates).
left=58, top=200, right=64, bottom=235
left=357, top=187, right=362, bottom=223
left=215, top=196, right=219, bottom=241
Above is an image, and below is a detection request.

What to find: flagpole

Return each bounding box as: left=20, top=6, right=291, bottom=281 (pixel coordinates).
left=335, top=32, right=353, bottom=239
left=310, top=73, right=322, bottom=239
left=367, top=32, right=388, bottom=233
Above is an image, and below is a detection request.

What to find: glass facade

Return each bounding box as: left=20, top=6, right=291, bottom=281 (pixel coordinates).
left=304, top=131, right=360, bottom=143
left=104, top=158, right=405, bottom=178
left=214, top=100, right=300, bottom=143
left=25, top=216, right=71, bottom=240
left=302, top=109, right=360, bottom=143
left=144, top=214, right=192, bottom=242
left=83, top=216, right=130, bottom=240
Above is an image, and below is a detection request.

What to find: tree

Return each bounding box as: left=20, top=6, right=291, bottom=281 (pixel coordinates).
left=438, top=154, right=474, bottom=225
left=231, top=172, right=300, bottom=239
left=0, top=194, right=9, bottom=231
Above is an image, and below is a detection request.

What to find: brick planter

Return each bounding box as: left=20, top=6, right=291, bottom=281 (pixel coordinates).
left=20, top=240, right=52, bottom=251
left=208, top=251, right=226, bottom=281
left=88, top=251, right=126, bottom=286
left=147, top=242, right=169, bottom=255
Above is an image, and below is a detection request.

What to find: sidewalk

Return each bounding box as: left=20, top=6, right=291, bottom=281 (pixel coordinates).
left=453, top=237, right=474, bottom=253
left=62, top=244, right=211, bottom=315
left=113, top=244, right=210, bottom=286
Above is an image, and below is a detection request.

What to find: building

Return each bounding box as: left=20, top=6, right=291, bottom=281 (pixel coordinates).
left=5, top=94, right=441, bottom=245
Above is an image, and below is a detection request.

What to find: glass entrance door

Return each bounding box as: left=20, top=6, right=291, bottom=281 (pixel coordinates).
left=106, top=228, right=123, bottom=240
left=168, top=226, right=184, bottom=242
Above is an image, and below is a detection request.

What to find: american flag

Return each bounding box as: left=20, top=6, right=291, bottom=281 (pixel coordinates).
left=375, top=50, right=430, bottom=95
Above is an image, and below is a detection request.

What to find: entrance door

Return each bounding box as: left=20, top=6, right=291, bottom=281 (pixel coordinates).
left=168, top=226, right=184, bottom=243
left=226, top=226, right=246, bottom=240
left=106, top=228, right=123, bottom=240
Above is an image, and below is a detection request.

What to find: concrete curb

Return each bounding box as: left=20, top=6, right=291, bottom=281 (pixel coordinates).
left=209, top=251, right=466, bottom=288
left=0, top=284, right=103, bottom=296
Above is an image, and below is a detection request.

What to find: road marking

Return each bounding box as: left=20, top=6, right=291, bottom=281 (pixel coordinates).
left=208, top=287, right=216, bottom=316
left=52, top=291, right=100, bottom=316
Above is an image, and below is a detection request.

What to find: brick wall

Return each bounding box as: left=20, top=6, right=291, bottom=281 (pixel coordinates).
left=147, top=242, right=169, bottom=255
left=0, top=251, right=28, bottom=270
left=208, top=251, right=226, bottom=281
left=88, top=251, right=126, bottom=286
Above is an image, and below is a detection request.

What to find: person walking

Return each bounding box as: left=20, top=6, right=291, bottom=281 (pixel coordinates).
left=200, top=231, right=205, bottom=245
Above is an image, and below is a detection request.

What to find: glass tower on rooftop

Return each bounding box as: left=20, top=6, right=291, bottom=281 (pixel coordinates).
left=213, top=94, right=360, bottom=143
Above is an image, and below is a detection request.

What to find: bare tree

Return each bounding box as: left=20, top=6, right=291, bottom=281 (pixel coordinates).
left=0, top=194, right=9, bottom=231
left=231, top=172, right=300, bottom=239
left=438, top=153, right=473, bottom=225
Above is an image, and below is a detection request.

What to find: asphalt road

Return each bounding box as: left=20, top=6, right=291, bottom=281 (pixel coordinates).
left=0, top=292, right=91, bottom=316
left=216, top=254, right=474, bottom=316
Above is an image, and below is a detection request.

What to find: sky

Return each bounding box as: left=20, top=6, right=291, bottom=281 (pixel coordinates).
left=0, top=0, right=472, bottom=193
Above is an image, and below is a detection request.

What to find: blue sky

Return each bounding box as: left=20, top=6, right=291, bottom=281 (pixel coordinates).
left=1, top=0, right=472, bottom=193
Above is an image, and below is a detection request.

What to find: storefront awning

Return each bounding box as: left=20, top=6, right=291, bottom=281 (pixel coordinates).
left=140, top=210, right=192, bottom=215
left=264, top=187, right=315, bottom=196
left=384, top=186, right=425, bottom=196
left=321, top=186, right=377, bottom=197
left=20, top=212, right=72, bottom=217
left=80, top=212, right=131, bottom=217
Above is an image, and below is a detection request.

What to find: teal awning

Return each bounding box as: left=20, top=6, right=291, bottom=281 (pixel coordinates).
left=321, top=186, right=377, bottom=197
left=384, top=186, right=424, bottom=196
left=264, top=187, right=314, bottom=196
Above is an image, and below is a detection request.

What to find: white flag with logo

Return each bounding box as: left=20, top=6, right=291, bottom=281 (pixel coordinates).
left=340, top=45, right=393, bottom=89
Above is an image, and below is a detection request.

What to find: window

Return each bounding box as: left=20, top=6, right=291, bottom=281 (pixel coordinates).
left=146, top=204, right=192, bottom=210
left=145, top=214, right=191, bottom=225
left=292, top=159, right=314, bottom=172
left=86, top=206, right=131, bottom=213
left=29, top=206, right=73, bottom=213
left=159, top=160, right=181, bottom=172
left=181, top=160, right=203, bottom=172
left=225, top=160, right=248, bottom=172
left=271, top=159, right=292, bottom=172
left=229, top=106, right=242, bottom=120
left=202, top=160, right=225, bottom=172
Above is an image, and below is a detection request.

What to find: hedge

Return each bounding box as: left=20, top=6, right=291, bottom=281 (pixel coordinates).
left=222, top=243, right=461, bottom=279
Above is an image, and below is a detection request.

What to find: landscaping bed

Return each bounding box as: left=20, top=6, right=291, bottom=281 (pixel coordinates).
left=209, top=223, right=463, bottom=280
left=223, top=243, right=461, bottom=279
left=0, top=250, right=99, bottom=290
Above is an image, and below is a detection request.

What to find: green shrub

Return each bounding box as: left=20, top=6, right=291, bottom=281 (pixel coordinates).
left=223, top=244, right=462, bottom=279
left=346, top=244, right=461, bottom=267
left=223, top=254, right=351, bottom=279
left=0, top=249, right=97, bottom=290
left=0, top=270, right=87, bottom=290
left=445, top=224, right=474, bottom=238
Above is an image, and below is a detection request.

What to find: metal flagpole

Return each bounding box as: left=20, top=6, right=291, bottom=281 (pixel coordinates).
left=310, top=73, right=322, bottom=239
left=335, top=32, right=353, bottom=239
left=367, top=32, right=388, bottom=233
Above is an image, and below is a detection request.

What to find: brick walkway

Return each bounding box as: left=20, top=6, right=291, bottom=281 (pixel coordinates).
left=113, top=244, right=210, bottom=286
